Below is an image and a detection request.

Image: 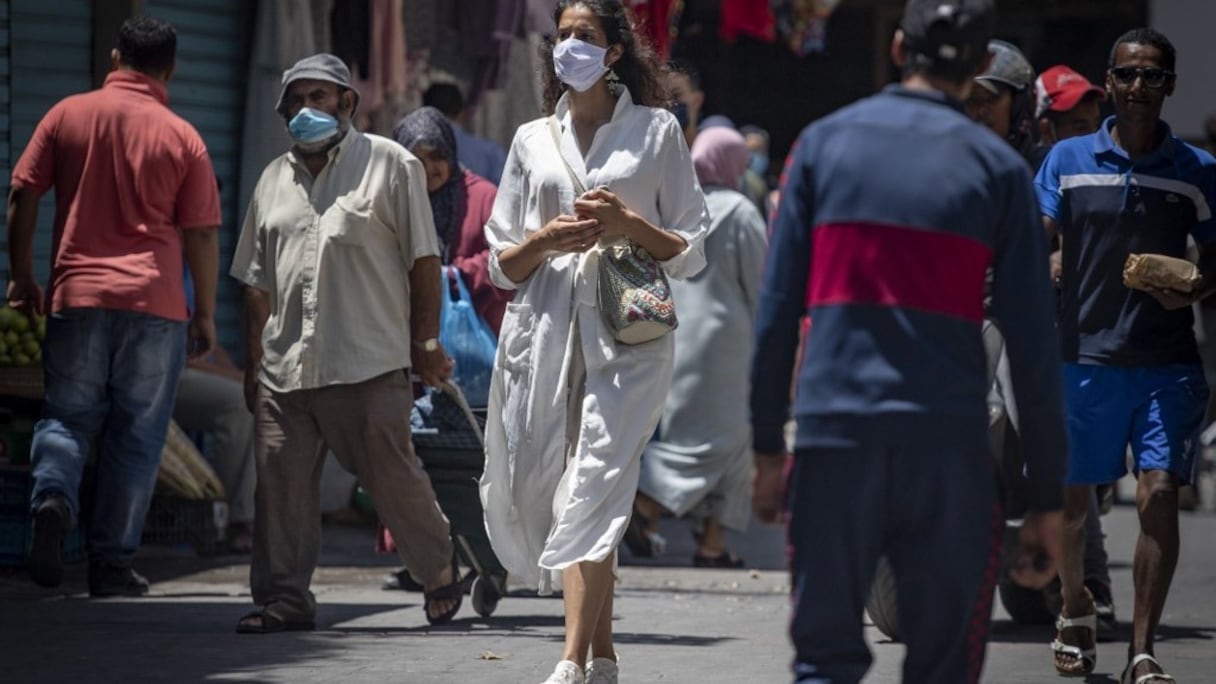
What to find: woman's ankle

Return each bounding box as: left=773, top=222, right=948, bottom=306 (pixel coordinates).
left=589, top=645, right=616, bottom=662
left=634, top=494, right=662, bottom=525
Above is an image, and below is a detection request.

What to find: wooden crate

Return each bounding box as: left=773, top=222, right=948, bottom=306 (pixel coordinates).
left=0, top=367, right=43, bottom=400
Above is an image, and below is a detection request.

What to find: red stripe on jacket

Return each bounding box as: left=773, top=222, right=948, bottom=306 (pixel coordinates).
left=806, top=222, right=993, bottom=322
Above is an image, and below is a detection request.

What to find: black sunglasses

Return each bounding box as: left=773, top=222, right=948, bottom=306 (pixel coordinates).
left=1109, top=66, right=1174, bottom=88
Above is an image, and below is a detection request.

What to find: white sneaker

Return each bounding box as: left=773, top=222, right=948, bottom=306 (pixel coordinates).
left=541, top=660, right=585, bottom=684
left=585, top=657, right=619, bottom=684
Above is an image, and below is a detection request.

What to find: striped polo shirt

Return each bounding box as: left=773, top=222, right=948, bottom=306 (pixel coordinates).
left=750, top=85, right=1067, bottom=510
left=1035, top=117, right=1216, bottom=366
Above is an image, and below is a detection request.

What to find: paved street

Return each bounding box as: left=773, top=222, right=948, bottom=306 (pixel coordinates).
left=2, top=490, right=1214, bottom=683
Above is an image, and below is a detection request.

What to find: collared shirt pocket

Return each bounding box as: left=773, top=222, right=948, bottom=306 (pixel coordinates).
left=323, top=194, right=389, bottom=246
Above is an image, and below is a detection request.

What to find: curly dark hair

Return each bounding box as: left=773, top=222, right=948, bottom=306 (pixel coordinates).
left=540, top=0, right=669, bottom=114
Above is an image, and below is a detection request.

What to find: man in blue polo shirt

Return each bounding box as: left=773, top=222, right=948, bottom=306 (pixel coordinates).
left=1035, top=28, right=1216, bottom=682
left=750, top=1, right=1066, bottom=681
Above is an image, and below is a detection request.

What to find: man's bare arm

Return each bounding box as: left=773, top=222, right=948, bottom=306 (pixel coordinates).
left=410, top=255, right=442, bottom=343
left=242, top=286, right=271, bottom=412
left=408, top=255, right=452, bottom=386
left=6, top=188, right=44, bottom=315
left=1043, top=216, right=1059, bottom=240
left=183, top=227, right=220, bottom=358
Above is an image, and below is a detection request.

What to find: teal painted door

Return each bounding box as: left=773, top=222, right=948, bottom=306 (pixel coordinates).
left=143, top=0, right=248, bottom=355
left=4, top=0, right=91, bottom=286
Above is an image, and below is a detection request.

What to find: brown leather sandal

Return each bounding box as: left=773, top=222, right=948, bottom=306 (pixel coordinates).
left=235, top=609, right=315, bottom=634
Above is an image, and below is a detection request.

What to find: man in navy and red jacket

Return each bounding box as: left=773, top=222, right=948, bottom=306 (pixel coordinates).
left=749, top=1, right=1067, bottom=682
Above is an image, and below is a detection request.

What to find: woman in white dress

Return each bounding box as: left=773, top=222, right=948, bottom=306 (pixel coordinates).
left=479, top=2, right=708, bottom=683
left=633, top=126, right=768, bottom=568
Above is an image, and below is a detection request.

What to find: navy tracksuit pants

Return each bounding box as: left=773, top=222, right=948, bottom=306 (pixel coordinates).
left=787, top=436, right=1001, bottom=684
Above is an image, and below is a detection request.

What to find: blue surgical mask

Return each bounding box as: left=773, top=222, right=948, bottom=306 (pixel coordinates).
left=749, top=152, right=769, bottom=177
left=553, top=38, right=610, bottom=92
left=672, top=101, right=690, bottom=130
left=288, top=107, right=340, bottom=146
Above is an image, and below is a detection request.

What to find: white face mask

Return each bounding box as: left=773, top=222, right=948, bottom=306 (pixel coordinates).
left=553, top=37, right=610, bottom=92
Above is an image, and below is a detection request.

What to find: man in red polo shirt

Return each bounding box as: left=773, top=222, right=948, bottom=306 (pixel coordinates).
left=7, top=16, right=221, bottom=597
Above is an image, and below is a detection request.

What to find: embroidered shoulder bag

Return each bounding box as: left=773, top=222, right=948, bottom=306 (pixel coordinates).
left=547, top=117, right=678, bottom=344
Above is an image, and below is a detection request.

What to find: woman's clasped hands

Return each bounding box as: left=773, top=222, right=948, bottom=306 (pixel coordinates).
left=538, top=213, right=603, bottom=253
left=574, top=187, right=635, bottom=239
left=536, top=187, right=639, bottom=254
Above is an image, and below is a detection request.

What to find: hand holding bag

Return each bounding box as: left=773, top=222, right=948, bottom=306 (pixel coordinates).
left=438, top=266, right=498, bottom=407
left=547, top=117, right=678, bottom=344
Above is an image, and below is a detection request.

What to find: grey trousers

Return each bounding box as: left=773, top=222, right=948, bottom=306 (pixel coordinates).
left=173, top=367, right=256, bottom=523
left=250, top=370, right=453, bottom=620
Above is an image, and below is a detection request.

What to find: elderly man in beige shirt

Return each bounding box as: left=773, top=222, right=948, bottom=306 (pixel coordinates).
left=230, top=54, right=461, bottom=633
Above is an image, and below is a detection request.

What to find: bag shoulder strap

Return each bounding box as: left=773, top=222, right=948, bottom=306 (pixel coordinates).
left=548, top=116, right=587, bottom=196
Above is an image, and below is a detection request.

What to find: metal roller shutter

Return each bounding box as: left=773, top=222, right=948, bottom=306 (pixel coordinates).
left=143, top=0, right=248, bottom=354
left=4, top=0, right=91, bottom=286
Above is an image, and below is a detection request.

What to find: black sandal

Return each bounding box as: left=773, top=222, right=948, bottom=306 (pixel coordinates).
left=692, top=550, right=746, bottom=568
left=623, top=504, right=665, bottom=557
left=423, top=557, right=463, bottom=625
left=235, top=609, right=316, bottom=634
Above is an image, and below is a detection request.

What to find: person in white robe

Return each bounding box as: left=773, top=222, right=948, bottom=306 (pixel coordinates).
left=479, top=3, right=708, bottom=683
left=633, top=126, right=768, bottom=568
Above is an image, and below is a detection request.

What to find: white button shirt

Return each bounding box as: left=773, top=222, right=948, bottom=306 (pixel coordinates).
left=231, top=128, right=439, bottom=392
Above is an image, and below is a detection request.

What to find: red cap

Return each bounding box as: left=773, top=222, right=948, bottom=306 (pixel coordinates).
left=1034, top=65, right=1106, bottom=118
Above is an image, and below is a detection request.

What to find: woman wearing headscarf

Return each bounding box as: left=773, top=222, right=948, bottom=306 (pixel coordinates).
left=631, top=126, right=769, bottom=568
left=377, top=106, right=508, bottom=592
left=392, top=106, right=508, bottom=332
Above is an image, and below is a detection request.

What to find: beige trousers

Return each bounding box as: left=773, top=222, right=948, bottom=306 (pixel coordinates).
left=249, top=370, right=453, bottom=620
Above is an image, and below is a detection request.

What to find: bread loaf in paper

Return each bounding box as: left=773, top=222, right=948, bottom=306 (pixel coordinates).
left=1123, top=253, right=1203, bottom=293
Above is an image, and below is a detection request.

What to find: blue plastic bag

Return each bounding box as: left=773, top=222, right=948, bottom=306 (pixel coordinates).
left=439, top=266, right=497, bottom=407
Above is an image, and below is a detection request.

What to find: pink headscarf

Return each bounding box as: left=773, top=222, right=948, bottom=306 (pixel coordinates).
left=691, top=126, right=750, bottom=189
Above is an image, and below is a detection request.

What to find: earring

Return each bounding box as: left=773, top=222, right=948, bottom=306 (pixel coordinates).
left=606, top=67, right=622, bottom=96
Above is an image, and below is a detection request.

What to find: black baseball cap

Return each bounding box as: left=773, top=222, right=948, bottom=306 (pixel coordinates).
left=900, top=0, right=996, bottom=68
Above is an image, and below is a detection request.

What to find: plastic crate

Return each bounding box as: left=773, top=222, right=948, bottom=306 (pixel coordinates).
left=140, top=496, right=228, bottom=555
left=0, top=512, right=85, bottom=566
left=0, top=465, right=30, bottom=511
left=0, top=410, right=37, bottom=466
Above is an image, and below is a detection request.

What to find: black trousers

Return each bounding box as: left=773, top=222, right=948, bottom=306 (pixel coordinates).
left=787, top=437, right=1001, bottom=684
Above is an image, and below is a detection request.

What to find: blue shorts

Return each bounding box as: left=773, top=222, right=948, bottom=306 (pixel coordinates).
left=1063, top=363, right=1207, bottom=486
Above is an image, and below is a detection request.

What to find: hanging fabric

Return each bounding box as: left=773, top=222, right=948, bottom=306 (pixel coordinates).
left=330, top=0, right=370, bottom=79
left=448, top=0, right=524, bottom=106
left=774, top=0, right=842, bottom=57
left=628, top=0, right=683, bottom=61
left=347, top=0, right=409, bottom=134
left=526, top=0, right=554, bottom=34
left=720, top=0, right=776, bottom=43
left=238, top=0, right=329, bottom=226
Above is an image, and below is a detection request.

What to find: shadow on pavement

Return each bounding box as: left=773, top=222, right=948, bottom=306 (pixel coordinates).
left=1157, top=622, right=1216, bottom=641
left=986, top=619, right=1056, bottom=644
left=986, top=618, right=1216, bottom=645
left=0, top=598, right=410, bottom=682
left=331, top=613, right=567, bottom=634
left=611, top=632, right=738, bottom=647
left=620, top=583, right=786, bottom=598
